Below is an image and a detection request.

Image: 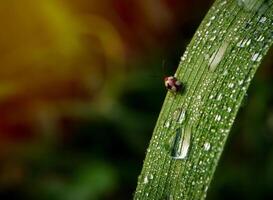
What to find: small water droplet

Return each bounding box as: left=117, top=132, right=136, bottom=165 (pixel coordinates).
left=227, top=107, right=232, bottom=113
left=143, top=176, right=148, bottom=184
left=259, top=16, right=267, bottom=23
left=237, top=38, right=251, bottom=47
left=251, top=53, right=262, bottom=62
left=209, top=42, right=229, bottom=71
left=238, top=80, right=244, bottom=85
left=177, top=109, right=187, bottom=124
left=209, top=35, right=216, bottom=41
left=206, top=21, right=211, bottom=27
left=205, top=185, right=209, bottom=192
left=165, top=120, right=171, bottom=128
left=257, top=35, right=264, bottom=41
left=215, top=114, right=221, bottom=121
left=217, top=93, right=223, bottom=101
left=170, top=125, right=192, bottom=160
left=228, top=83, right=235, bottom=88
left=246, top=39, right=251, bottom=46
left=223, top=70, right=228, bottom=76
left=172, top=109, right=180, bottom=120
left=203, top=142, right=211, bottom=151
left=220, top=0, right=227, bottom=6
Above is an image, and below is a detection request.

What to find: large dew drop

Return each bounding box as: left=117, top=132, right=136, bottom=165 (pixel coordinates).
left=169, top=125, right=192, bottom=160
left=237, top=0, right=263, bottom=12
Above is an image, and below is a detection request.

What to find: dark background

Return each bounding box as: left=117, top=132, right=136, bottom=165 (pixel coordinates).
left=0, top=0, right=272, bottom=199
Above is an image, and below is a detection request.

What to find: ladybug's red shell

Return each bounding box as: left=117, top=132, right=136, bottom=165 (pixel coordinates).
left=164, top=76, right=182, bottom=92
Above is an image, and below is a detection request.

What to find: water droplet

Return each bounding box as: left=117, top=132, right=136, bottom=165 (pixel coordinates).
left=143, top=176, right=148, bottom=184
left=227, top=107, right=232, bottom=112
left=259, top=16, right=267, bottom=23
left=203, top=142, right=211, bottom=151
left=237, top=0, right=263, bottom=11
left=206, top=21, right=211, bottom=27
left=257, top=35, right=264, bottom=41
left=172, top=109, right=180, bottom=120
left=228, top=83, right=235, bottom=88
left=217, top=93, right=223, bottom=101
left=209, top=35, right=216, bottom=41
left=205, top=185, right=209, bottom=192
left=220, top=0, right=227, bottom=6
left=246, top=39, right=252, bottom=46
left=215, top=114, right=221, bottom=121
left=251, top=53, right=262, bottom=62
left=237, top=39, right=251, bottom=47
left=223, top=70, right=228, bottom=76
left=177, top=109, right=187, bottom=124
left=169, top=125, right=192, bottom=160
left=209, top=42, right=229, bottom=71
left=165, top=120, right=171, bottom=128
left=238, top=80, right=244, bottom=85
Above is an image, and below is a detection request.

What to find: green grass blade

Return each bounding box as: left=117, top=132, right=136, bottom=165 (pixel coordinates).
left=134, top=0, right=273, bottom=199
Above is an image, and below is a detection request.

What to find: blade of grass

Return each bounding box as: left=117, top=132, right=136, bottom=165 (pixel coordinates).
left=134, top=0, right=273, bottom=199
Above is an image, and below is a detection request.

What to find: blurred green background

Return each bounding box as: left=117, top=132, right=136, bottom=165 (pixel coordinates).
left=0, top=0, right=272, bottom=199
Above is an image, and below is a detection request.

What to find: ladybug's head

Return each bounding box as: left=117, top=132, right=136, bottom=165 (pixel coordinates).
left=164, top=76, right=175, bottom=81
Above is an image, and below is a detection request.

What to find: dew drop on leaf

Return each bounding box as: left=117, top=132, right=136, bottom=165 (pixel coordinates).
left=168, top=125, right=192, bottom=160
left=208, top=42, right=229, bottom=71
left=177, top=109, right=187, bottom=124
left=203, top=142, right=211, bottom=151
left=143, top=176, right=149, bottom=184
left=237, top=0, right=263, bottom=12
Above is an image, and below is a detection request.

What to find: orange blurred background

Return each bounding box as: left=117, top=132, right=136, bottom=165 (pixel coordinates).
left=0, top=0, right=208, bottom=142
left=0, top=1, right=213, bottom=199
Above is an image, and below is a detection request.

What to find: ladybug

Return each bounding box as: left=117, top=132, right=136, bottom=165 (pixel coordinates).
left=164, top=76, right=182, bottom=92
